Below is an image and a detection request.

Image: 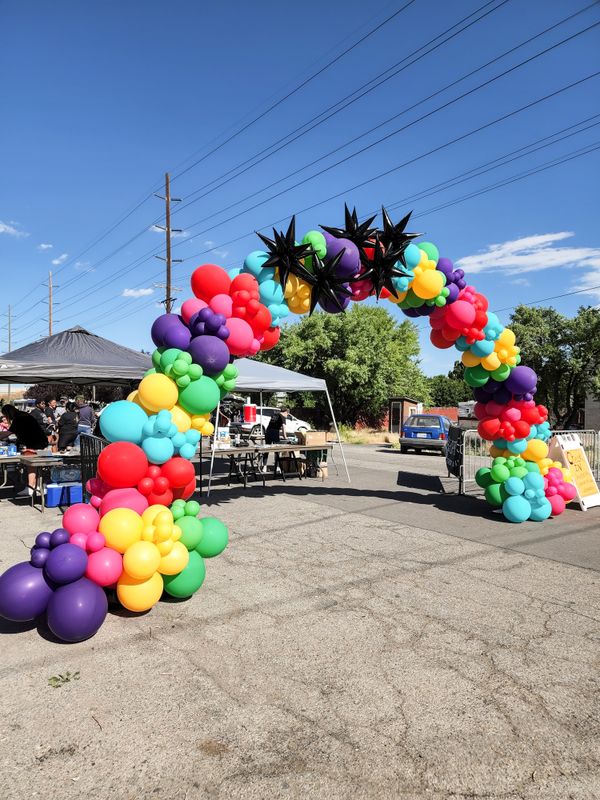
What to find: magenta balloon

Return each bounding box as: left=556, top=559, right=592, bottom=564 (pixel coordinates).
left=188, top=335, right=230, bottom=376
left=44, top=543, right=88, bottom=585
left=0, top=562, right=54, bottom=621
left=99, top=488, right=149, bottom=517
left=445, top=300, right=476, bottom=329
left=46, top=578, right=108, bottom=642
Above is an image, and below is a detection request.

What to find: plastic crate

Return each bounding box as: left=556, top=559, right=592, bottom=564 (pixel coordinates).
left=45, top=482, right=83, bottom=508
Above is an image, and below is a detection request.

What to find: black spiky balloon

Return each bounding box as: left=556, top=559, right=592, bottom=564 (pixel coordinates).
left=293, top=250, right=352, bottom=314
left=255, top=215, right=315, bottom=289
left=356, top=233, right=411, bottom=300
left=320, top=203, right=377, bottom=263
left=379, top=207, right=422, bottom=267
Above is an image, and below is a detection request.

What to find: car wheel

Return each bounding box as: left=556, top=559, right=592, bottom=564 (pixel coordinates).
left=297, top=427, right=307, bottom=433
left=251, top=425, right=265, bottom=438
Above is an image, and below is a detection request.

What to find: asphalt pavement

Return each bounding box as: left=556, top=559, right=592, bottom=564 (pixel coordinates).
left=0, top=444, right=598, bottom=799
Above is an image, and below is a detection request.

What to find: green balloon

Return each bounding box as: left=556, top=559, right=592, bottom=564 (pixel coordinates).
left=485, top=483, right=507, bottom=507
left=196, top=517, right=228, bottom=558
left=406, top=289, right=426, bottom=308
left=491, top=363, right=511, bottom=382
left=185, top=500, right=201, bottom=517
left=143, top=368, right=157, bottom=377
left=475, top=467, right=493, bottom=489
left=302, top=231, right=327, bottom=271
left=490, top=463, right=510, bottom=483
left=464, top=366, right=488, bottom=388
left=152, top=348, right=164, bottom=369
left=177, top=516, right=203, bottom=550
left=162, top=551, right=206, bottom=598
left=419, top=242, right=439, bottom=264
left=178, top=375, right=221, bottom=415
left=525, top=461, right=541, bottom=473
left=510, top=466, right=528, bottom=479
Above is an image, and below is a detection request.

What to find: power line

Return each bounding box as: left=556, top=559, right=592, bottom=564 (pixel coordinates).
left=176, top=3, right=599, bottom=232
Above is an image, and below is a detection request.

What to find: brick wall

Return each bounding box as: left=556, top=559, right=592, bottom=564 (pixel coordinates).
left=424, top=406, right=459, bottom=422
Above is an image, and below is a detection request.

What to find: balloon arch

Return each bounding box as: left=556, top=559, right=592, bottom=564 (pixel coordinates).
left=0, top=204, right=575, bottom=642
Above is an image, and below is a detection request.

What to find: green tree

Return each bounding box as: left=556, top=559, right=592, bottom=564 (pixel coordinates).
left=427, top=373, right=472, bottom=407
left=509, top=305, right=600, bottom=427
left=257, top=305, right=430, bottom=426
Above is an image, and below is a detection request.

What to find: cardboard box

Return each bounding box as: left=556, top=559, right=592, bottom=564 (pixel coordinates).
left=297, top=430, right=327, bottom=446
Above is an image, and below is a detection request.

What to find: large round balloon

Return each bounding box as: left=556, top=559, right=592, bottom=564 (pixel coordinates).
left=187, top=335, right=230, bottom=376
left=99, top=508, right=143, bottom=553
left=44, top=543, right=88, bottom=585
left=161, top=457, right=195, bottom=489
left=97, top=442, right=149, bottom=489
left=191, top=264, right=231, bottom=301
left=162, top=550, right=206, bottom=598
left=99, top=400, right=148, bottom=445
left=85, top=547, right=123, bottom=587
left=138, top=373, right=178, bottom=413
left=117, top=571, right=163, bottom=613
left=62, top=503, right=100, bottom=535
left=178, top=376, right=221, bottom=415
left=196, top=517, right=228, bottom=557
left=0, top=562, right=54, bottom=622
left=99, top=488, right=149, bottom=517
left=46, top=578, right=108, bottom=642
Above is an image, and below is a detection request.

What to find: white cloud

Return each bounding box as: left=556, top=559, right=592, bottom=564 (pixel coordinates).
left=149, top=224, right=188, bottom=239
left=203, top=240, right=228, bottom=259
left=457, top=232, right=600, bottom=276
left=0, top=220, right=28, bottom=238
left=511, top=277, right=530, bottom=286
left=74, top=260, right=95, bottom=273
left=578, top=268, right=600, bottom=301
left=37, top=242, right=53, bottom=251
left=51, top=253, right=68, bottom=265
left=122, top=287, right=154, bottom=298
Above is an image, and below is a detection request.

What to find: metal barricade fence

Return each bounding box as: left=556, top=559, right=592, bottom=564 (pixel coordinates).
left=456, top=428, right=600, bottom=495
left=80, top=434, right=108, bottom=497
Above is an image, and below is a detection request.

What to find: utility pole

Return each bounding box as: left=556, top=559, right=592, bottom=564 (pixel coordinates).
left=155, top=172, right=182, bottom=312
left=5, top=305, right=11, bottom=400
left=48, top=271, right=53, bottom=335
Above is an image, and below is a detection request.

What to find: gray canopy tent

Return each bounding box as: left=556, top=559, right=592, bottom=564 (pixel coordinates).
left=208, top=358, right=350, bottom=491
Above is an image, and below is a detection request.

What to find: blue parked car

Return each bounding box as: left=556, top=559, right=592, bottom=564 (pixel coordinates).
left=399, top=414, right=451, bottom=455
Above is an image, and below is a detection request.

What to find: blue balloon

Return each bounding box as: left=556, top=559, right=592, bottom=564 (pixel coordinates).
left=142, top=436, right=175, bottom=465
left=529, top=498, right=552, bottom=521
left=99, top=400, right=148, bottom=444
left=483, top=312, right=504, bottom=341
left=471, top=338, right=495, bottom=357
left=244, top=250, right=270, bottom=277
left=454, top=336, right=471, bottom=352
left=504, top=477, right=525, bottom=496
left=404, top=243, right=421, bottom=269
left=502, top=495, right=531, bottom=523
left=506, top=438, right=527, bottom=454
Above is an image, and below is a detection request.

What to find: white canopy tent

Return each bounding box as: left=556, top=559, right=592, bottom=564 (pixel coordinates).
left=208, top=359, right=350, bottom=492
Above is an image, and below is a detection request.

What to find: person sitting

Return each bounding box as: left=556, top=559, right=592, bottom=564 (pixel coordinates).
left=57, top=402, right=79, bottom=451
left=262, top=408, right=289, bottom=472
left=0, top=404, right=49, bottom=497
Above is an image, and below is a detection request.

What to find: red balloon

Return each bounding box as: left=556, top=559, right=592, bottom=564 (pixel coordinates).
left=172, top=476, right=196, bottom=501
left=445, top=300, right=476, bottom=329
left=154, top=476, right=170, bottom=493
left=147, top=465, right=161, bottom=479
left=137, top=477, right=154, bottom=496
left=478, top=419, right=501, bottom=440
left=249, top=303, right=272, bottom=336
left=191, top=264, right=231, bottom=302
left=147, top=488, right=174, bottom=506
left=230, top=273, right=259, bottom=294
left=513, top=420, right=531, bottom=439
left=161, top=457, right=195, bottom=489
left=441, top=325, right=461, bottom=342
left=260, top=326, right=280, bottom=351
left=97, top=443, right=148, bottom=489
left=430, top=329, right=455, bottom=349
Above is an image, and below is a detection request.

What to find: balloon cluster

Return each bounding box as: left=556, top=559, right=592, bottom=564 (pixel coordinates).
left=225, top=204, right=576, bottom=524
left=0, top=262, right=233, bottom=641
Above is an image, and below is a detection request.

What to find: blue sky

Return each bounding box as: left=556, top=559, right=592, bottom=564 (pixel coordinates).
left=1, top=0, right=599, bottom=376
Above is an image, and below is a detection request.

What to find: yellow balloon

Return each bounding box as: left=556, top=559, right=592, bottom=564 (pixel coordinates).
left=123, top=540, right=161, bottom=580
left=142, top=504, right=172, bottom=527
left=191, top=414, right=214, bottom=436
left=497, top=328, right=516, bottom=347
left=99, top=508, right=143, bottom=554
left=158, top=541, right=189, bottom=575
left=387, top=290, right=407, bottom=305
left=523, top=439, right=549, bottom=463
left=412, top=268, right=443, bottom=300
left=138, top=373, right=178, bottom=413
left=127, top=390, right=153, bottom=415
left=481, top=352, right=501, bottom=372
left=462, top=351, right=481, bottom=368
left=170, top=404, right=192, bottom=433
left=117, top=571, right=164, bottom=612
left=156, top=539, right=173, bottom=556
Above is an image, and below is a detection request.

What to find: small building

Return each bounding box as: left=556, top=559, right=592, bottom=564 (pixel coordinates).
left=387, top=396, right=421, bottom=434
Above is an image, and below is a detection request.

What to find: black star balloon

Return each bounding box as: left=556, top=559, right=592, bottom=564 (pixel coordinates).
left=379, top=206, right=422, bottom=266
left=255, top=215, right=314, bottom=289
left=320, top=203, right=377, bottom=262
left=356, top=233, right=412, bottom=300
left=293, top=250, right=353, bottom=315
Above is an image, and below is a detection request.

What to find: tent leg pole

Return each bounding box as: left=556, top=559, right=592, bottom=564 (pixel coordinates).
left=325, top=388, right=350, bottom=482
left=207, top=399, right=220, bottom=497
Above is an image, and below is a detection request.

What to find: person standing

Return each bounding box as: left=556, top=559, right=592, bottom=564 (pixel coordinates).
left=30, top=398, right=47, bottom=431
left=74, top=395, right=96, bottom=446
left=0, top=404, right=48, bottom=496
left=57, top=402, right=79, bottom=450
left=262, top=407, right=289, bottom=472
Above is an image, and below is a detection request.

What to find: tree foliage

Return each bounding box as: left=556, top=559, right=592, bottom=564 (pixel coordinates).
left=427, top=371, right=472, bottom=407
left=256, top=305, right=430, bottom=426
left=24, top=383, right=124, bottom=403
left=510, top=305, right=600, bottom=427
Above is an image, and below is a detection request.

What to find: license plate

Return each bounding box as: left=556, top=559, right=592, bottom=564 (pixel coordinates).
left=416, top=433, right=428, bottom=438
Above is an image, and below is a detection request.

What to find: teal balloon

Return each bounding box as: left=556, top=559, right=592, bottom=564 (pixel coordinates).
left=177, top=516, right=203, bottom=550
left=196, top=517, right=228, bottom=558
left=162, top=551, right=206, bottom=598
left=529, top=499, right=552, bottom=521
left=99, top=400, right=148, bottom=444
left=502, top=495, right=531, bottom=523
left=404, top=243, right=421, bottom=269
left=504, top=477, right=524, bottom=497
left=243, top=250, right=271, bottom=278
left=178, top=376, right=221, bottom=415
left=471, top=338, right=494, bottom=357
left=142, top=436, right=174, bottom=465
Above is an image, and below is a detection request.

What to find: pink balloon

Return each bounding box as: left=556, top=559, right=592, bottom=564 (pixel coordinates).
left=99, top=488, right=149, bottom=517
left=70, top=532, right=88, bottom=550
left=225, top=317, right=254, bottom=356
left=444, top=300, right=476, bottom=329
left=210, top=294, right=233, bottom=317
left=62, top=503, right=100, bottom=535
left=560, top=482, right=577, bottom=501
left=181, top=297, right=207, bottom=324
left=85, top=547, right=123, bottom=587
left=548, top=494, right=566, bottom=516
left=502, top=407, right=521, bottom=423
left=248, top=337, right=261, bottom=356
left=86, top=532, right=106, bottom=553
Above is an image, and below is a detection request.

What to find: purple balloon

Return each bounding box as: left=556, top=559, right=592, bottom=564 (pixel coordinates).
left=446, top=284, right=459, bottom=303
left=35, top=532, right=52, bottom=549
left=151, top=314, right=184, bottom=348
left=319, top=292, right=350, bottom=314
left=162, top=321, right=191, bottom=350
left=504, top=365, right=537, bottom=396
left=493, top=387, right=512, bottom=405
left=325, top=236, right=360, bottom=279
left=473, top=388, right=489, bottom=403
left=0, top=561, right=54, bottom=622
left=44, top=543, right=88, bottom=585
left=402, top=308, right=419, bottom=318
left=189, top=308, right=229, bottom=340
left=30, top=548, right=50, bottom=568
left=50, top=528, right=70, bottom=549
left=188, top=335, right=230, bottom=376
left=436, top=257, right=454, bottom=278
left=46, top=578, right=108, bottom=643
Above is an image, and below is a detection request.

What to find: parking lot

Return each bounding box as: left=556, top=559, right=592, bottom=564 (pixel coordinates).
left=1, top=444, right=599, bottom=799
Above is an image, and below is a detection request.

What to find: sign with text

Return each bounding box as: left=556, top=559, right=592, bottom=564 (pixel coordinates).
left=548, top=433, right=600, bottom=511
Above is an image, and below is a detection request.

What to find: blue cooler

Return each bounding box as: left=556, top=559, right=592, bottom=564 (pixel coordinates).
left=45, top=482, right=83, bottom=507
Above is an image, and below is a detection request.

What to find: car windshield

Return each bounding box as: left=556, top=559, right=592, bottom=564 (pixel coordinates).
left=405, top=415, right=441, bottom=428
